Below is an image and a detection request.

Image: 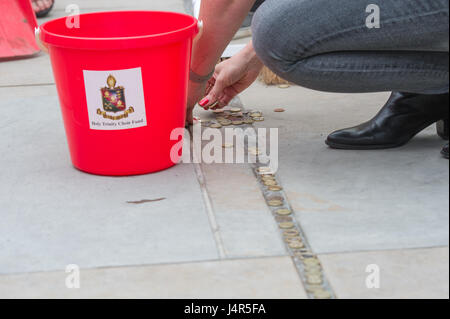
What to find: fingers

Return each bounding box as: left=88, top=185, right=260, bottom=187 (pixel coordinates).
left=200, top=86, right=236, bottom=110
left=204, top=79, right=214, bottom=97
left=199, top=76, right=227, bottom=108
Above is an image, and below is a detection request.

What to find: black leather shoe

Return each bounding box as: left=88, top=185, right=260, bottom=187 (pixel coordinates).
left=441, top=144, right=449, bottom=159
left=326, top=92, right=449, bottom=150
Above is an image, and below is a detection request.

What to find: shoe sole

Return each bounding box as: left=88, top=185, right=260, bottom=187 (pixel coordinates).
left=325, top=139, right=404, bottom=150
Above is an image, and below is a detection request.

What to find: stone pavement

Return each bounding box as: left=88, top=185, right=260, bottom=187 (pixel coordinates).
left=0, top=0, right=448, bottom=299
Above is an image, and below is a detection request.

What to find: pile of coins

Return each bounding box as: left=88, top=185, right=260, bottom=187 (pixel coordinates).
left=203, top=107, right=265, bottom=129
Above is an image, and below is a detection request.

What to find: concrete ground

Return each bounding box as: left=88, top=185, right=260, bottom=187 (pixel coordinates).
left=0, top=0, right=448, bottom=299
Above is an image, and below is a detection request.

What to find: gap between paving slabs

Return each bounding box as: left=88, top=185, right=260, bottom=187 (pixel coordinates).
left=189, top=97, right=336, bottom=299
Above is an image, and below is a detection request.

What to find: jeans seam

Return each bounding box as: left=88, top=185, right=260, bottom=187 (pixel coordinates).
left=302, top=61, right=449, bottom=76
left=304, top=61, right=449, bottom=74
left=300, top=9, right=449, bottom=60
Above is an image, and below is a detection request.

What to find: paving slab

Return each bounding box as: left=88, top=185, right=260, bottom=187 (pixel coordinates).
left=200, top=163, right=286, bottom=258
left=0, top=53, right=53, bottom=87
left=319, top=247, right=449, bottom=299
left=0, top=256, right=307, bottom=299
left=240, top=82, right=449, bottom=254
left=0, top=87, right=218, bottom=274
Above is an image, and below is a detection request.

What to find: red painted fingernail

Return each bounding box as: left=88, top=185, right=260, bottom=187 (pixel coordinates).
left=199, top=98, right=209, bottom=107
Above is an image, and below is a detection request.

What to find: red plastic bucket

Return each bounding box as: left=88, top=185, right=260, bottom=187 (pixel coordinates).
left=37, top=11, right=200, bottom=176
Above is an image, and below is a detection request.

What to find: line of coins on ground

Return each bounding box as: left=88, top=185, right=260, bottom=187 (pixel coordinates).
left=254, top=166, right=336, bottom=299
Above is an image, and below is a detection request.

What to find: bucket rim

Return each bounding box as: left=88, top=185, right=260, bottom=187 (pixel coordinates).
left=39, top=10, right=199, bottom=50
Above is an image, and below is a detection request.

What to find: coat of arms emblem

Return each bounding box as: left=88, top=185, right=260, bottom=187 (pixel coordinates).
left=97, top=75, right=134, bottom=120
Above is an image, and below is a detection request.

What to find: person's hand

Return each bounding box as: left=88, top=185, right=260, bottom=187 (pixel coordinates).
left=199, top=44, right=263, bottom=109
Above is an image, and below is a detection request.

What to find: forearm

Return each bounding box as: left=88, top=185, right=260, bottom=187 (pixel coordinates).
left=191, top=0, right=256, bottom=76
left=240, top=40, right=263, bottom=70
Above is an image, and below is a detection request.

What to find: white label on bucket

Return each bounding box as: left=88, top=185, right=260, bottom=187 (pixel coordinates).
left=83, top=67, right=147, bottom=130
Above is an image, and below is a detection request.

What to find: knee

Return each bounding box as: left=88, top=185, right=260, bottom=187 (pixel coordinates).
left=252, top=0, right=308, bottom=77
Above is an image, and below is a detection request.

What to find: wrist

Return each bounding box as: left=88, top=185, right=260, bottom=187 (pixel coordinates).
left=241, top=41, right=263, bottom=67
left=189, top=68, right=215, bottom=83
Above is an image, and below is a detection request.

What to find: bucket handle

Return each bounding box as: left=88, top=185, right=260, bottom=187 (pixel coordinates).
left=35, top=27, right=49, bottom=54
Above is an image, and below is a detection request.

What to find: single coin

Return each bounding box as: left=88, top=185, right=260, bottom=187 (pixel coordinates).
left=285, top=237, right=302, bottom=244
left=253, top=117, right=265, bottom=121
left=209, top=101, right=219, bottom=108
left=305, top=270, right=322, bottom=278
left=304, top=263, right=322, bottom=271
left=261, top=175, right=275, bottom=180
left=264, top=180, right=278, bottom=186
left=268, top=199, right=283, bottom=207
left=304, top=267, right=322, bottom=275
left=278, top=84, right=290, bottom=89
left=257, top=167, right=272, bottom=173
left=306, top=285, right=324, bottom=293
left=274, top=108, right=285, bottom=112
left=230, top=107, right=242, bottom=112
left=210, top=123, right=222, bottom=129
left=250, top=112, right=262, bottom=117
left=276, top=209, right=291, bottom=216
left=219, top=120, right=232, bottom=126
left=283, top=229, right=299, bottom=237
left=306, top=275, right=323, bottom=285
left=268, top=185, right=283, bottom=191
left=279, top=222, right=295, bottom=229
left=284, top=235, right=302, bottom=241
left=303, top=258, right=320, bottom=267
left=288, top=241, right=305, bottom=249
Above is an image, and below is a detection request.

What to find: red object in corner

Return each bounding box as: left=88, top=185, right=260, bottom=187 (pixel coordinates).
left=0, top=0, right=40, bottom=59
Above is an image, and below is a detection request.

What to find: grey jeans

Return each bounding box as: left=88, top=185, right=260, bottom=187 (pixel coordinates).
left=252, top=0, right=449, bottom=94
